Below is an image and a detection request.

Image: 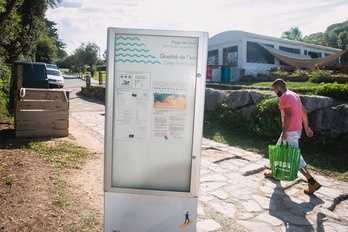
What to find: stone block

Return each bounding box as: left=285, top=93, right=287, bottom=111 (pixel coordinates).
left=204, top=90, right=227, bottom=111
left=250, top=90, right=264, bottom=104
left=309, top=104, right=348, bottom=138
left=300, top=95, right=334, bottom=114
left=224, top=90, right=251, bottom=109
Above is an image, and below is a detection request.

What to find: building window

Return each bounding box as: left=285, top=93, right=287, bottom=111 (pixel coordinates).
left=308, top=51, right=322, bottom=58
left=208, top=50, right=218, bottom=65
left=279, top=46, right=301, bottom=65
left=279, top=46, right=301, bottom=54
left=247, top=41, right=274, bottom=64
left=223, top=46, right=238, bottom=66
left=304, top=50, right=307, bottom=55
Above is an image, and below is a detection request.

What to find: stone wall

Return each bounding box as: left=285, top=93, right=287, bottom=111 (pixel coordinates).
left=205, top=88, right=348, bottom=139
left=81, top=86, right=105, bottom=102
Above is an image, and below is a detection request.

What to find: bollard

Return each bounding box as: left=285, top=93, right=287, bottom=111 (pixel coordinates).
left=86, top=73, right=91, bottom=87
left=99, top=71, right=103, bottom=85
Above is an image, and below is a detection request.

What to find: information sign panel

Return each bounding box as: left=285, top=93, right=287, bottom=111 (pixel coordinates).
left=104, top=28, right=208, bottom=231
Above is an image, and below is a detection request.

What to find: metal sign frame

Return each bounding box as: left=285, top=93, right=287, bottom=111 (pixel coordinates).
left=104, top=28, right=208, bottom=198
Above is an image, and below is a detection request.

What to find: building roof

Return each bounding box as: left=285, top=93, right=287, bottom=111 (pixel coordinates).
left=209, top=30, right=341, bottom=52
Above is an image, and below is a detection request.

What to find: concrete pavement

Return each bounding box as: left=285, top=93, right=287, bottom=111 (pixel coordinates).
left=66, top=75, right=348, bottom=232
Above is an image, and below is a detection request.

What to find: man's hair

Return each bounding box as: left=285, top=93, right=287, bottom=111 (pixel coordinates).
left=272, top=78, right=287, bottom=89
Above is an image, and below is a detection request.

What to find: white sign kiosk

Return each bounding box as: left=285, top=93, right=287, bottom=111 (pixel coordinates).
left=104, top=28, right=208, bottom=232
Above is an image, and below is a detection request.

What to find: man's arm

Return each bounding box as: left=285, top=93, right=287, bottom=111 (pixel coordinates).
left=302, top=106, right=313, bottom=137
left=281, top=107, right=291, bottom=140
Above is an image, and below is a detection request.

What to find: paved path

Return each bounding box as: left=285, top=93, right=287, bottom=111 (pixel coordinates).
left=66, top=76, right=348, bottom=232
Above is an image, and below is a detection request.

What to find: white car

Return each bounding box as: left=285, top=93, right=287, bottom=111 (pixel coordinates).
left=47, top=68, right=64, bottom=88
left=46, top=64, right=58, bottom=69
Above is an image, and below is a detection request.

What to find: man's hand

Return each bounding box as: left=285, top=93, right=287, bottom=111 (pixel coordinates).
left=281, top=132, right=287, bottom=141
left=305, top=127, right=313, bottom=137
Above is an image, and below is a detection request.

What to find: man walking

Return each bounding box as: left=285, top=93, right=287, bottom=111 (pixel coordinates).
left=264, top=78, right=321, bottom=194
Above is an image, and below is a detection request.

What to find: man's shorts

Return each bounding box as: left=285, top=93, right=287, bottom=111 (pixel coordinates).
left=277, top=130, right=307, bottom=169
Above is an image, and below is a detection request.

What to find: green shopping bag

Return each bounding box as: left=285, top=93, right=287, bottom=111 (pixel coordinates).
left=268, top=141, right=301, bottom=181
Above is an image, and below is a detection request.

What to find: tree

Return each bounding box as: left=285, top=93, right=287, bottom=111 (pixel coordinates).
left=75, top=42, right=99, bottom=67
left=0, top=0, right=18, bottom=30
left=281, top=27, right=302, bottom=41
left=45, top=19, right=67, bottom=59
left=0, top=0, right=61, bottom=30
left=0, top=0, right=62, bottom=63
left=338, top=31, right=348, bottom=49
left=303, top=32, right=323, bottom=44
left=320, top=32, right=338, bottom=48
left=35, top=34, right=58, bottom=63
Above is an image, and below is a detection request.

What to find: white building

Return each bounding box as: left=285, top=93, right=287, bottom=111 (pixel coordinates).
left=208, top=30, right=342, bottom=82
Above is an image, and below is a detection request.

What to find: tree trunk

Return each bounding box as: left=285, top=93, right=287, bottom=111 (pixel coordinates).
left=0, top=0, right=18, bottom=30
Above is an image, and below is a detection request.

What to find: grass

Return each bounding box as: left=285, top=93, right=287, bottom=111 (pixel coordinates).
left=21, top=139, right=101, bottom=230
left=203, top=117, right=270, bottom=155
left=24, top=140, right=94, bottom=170
left=68, top=214, right=100, bottom=231
left=91, top=72, right=106, bottom=82
left=53, top=174, right=69, bottom=206
left=59, top=68, right=70, bottom=73
left=203, top=111, right=348, bottom=182
left=23, top=140, right=95, bottom=207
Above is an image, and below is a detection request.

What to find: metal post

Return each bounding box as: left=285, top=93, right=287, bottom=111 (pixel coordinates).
left=86, top=73, right=91, bottom=87
left=99, top=71, right=103, bottom=85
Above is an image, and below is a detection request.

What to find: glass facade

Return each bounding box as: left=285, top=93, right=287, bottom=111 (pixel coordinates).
left=247, top=41, right=274, bottom=64
left=279, top=46, right=301, bottom=54
left=223, top=46, right=238, bottom=66
left=279, top=46, right=301, bottom=65
left=208, top=49, right=218, bottom=65
left=308, top=51, right=322, bottom=58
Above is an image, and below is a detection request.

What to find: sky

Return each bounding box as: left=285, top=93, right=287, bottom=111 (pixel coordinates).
left=46, top=0, right=348, bottom=55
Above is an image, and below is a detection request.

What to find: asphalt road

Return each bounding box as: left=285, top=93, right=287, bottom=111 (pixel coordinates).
left=63, top=73, right=89, bottom=89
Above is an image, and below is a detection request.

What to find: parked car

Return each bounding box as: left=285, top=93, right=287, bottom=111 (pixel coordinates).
left=46, top=64, right=58, bottom=69
left=47, top=68, right=64, bottom=88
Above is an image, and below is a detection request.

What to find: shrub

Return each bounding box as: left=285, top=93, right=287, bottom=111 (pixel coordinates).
left=273, top=71, right=288, bottom=77
left=290, top=86, right=317, bottom=95
left=0, top=58, right=11, bottom=120
left=249, top=98, right=282, bottom=141
left=315, top=82, right=348, bottom=101
left=207, top=98, right=282, bottom=142
left=310, top=70, right=331, bottom=83
left=289, top=69, right=309, bottom=77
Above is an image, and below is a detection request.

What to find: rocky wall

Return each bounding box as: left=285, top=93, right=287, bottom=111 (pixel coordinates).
left=205, top=88, right=348, bottom=139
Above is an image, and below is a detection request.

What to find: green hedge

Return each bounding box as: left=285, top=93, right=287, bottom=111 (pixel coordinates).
left=315, top=82, right=348, bottom=101
left=289, top=82, right=347, bottom=101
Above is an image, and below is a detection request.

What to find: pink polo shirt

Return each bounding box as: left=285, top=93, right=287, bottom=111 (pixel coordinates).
left=279, top=90, right=302, bottom=132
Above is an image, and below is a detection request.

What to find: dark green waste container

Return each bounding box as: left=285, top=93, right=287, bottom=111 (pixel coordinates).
left=221, top=67, right=230, bottom=82
left=12, top=61, right=49, bottom=88
left=9, top=62, right=49, bottom=113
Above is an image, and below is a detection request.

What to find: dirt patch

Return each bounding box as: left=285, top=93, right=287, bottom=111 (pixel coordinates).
left=0, top=117, right=104, bottom=231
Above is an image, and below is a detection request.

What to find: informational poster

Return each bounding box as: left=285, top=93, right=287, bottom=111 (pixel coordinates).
left=114, top=91, right=150, bottom=140
left=110, top=32, right=202, bottom=192
left=104, top=28, right=208, bottom=232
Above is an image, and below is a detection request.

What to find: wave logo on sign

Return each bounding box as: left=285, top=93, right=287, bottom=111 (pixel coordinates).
left=115, top=36, right=161, bottom=64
